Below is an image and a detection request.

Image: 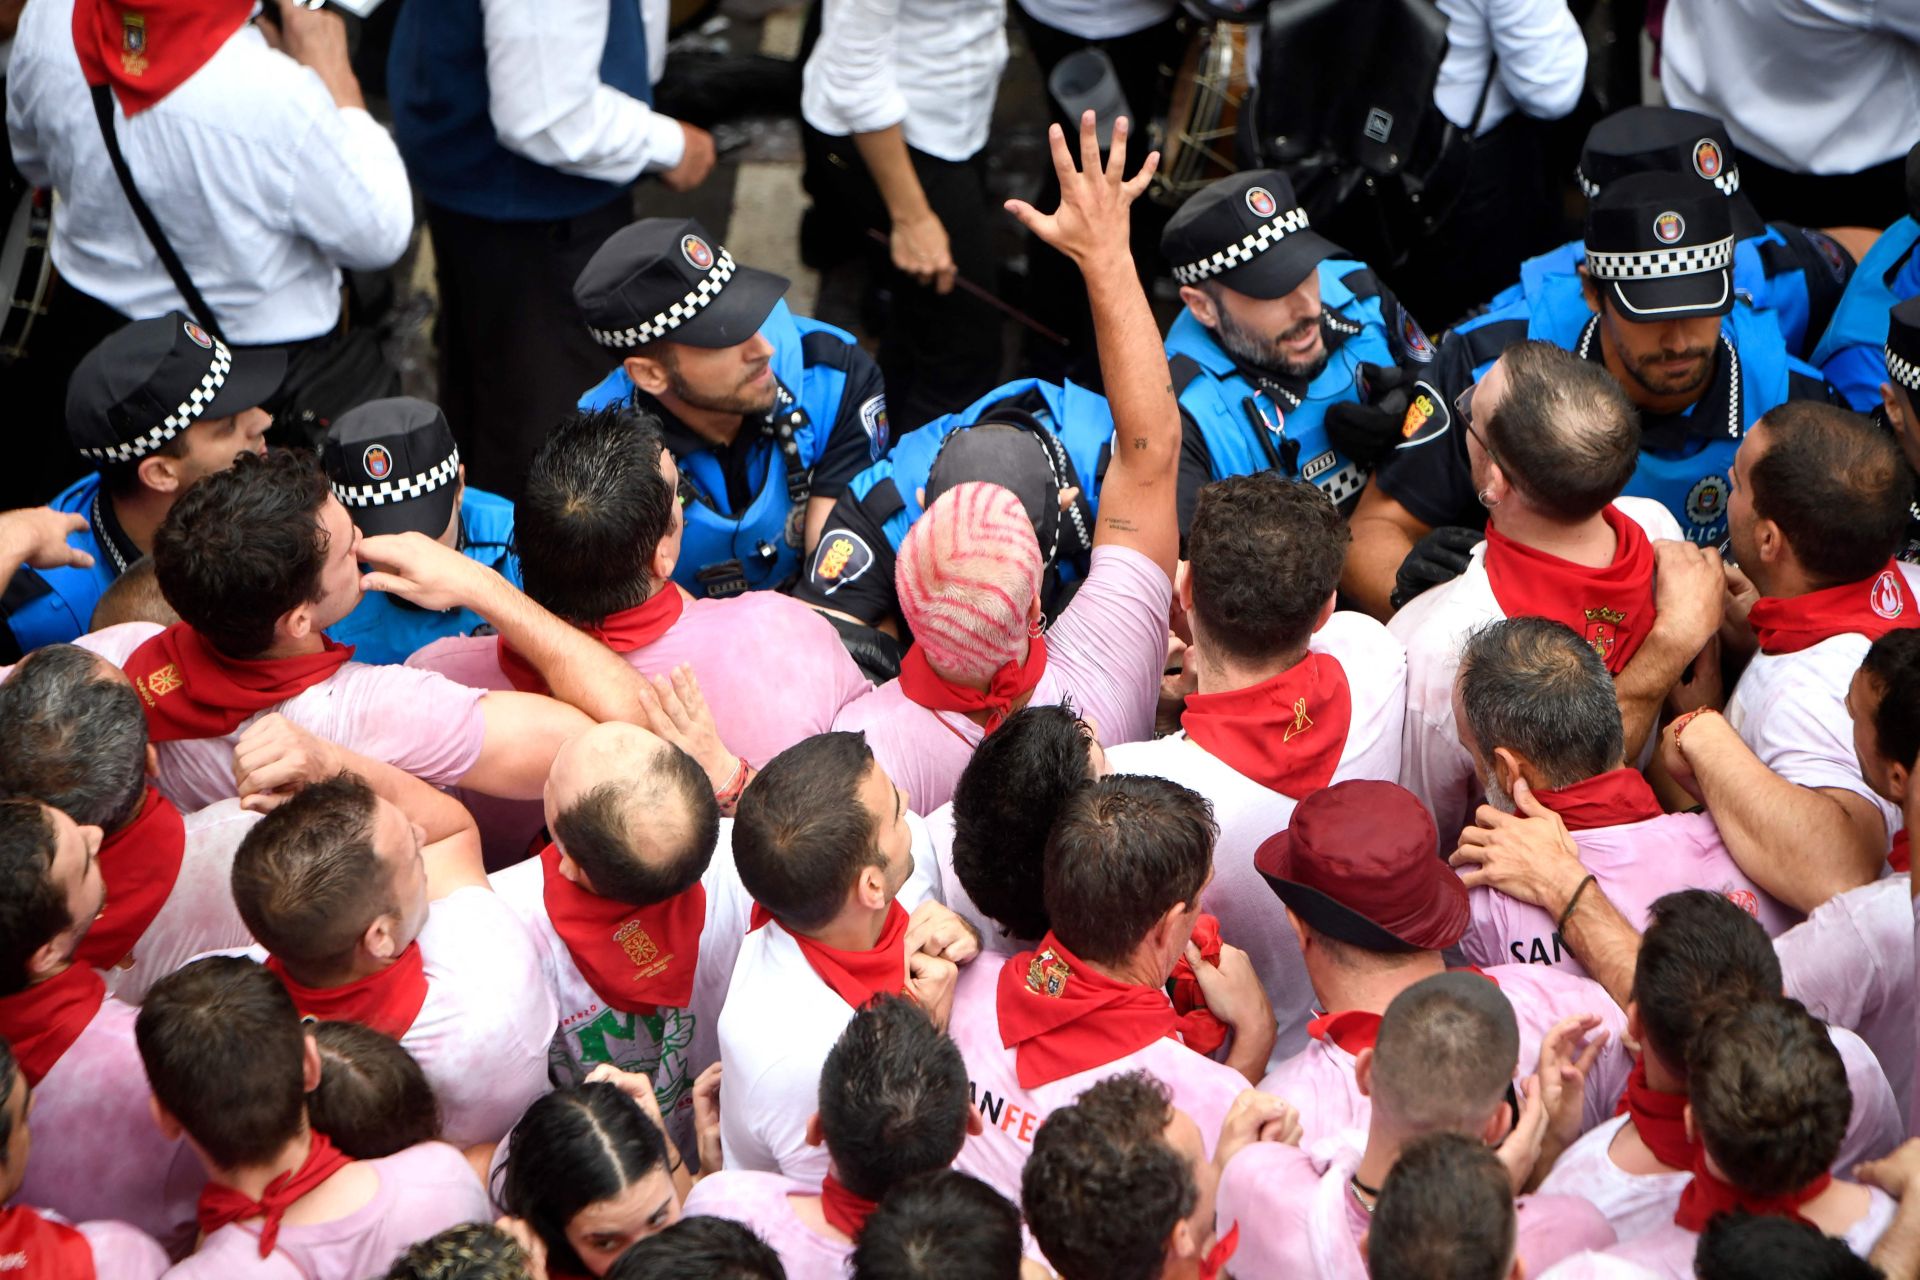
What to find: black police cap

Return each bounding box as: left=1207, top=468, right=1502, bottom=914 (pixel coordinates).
left=1585, top=171, right=1735, bottom=322
left=574, top=217, right=789, bottom=353
left=1162, top=171, right=1342, bottom=301
left=1579, top=106, right=1761, bottom=239
left=323, top=397, right=461, bottom=539
left=65, top=313, right=285, bottom=466
left=1887, top=296, right=1920, bottom=397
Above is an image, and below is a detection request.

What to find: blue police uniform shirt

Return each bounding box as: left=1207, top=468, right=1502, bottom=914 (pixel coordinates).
left=578, top=299, right=887, bottom=599
left=1371, top=272, right=1836, bottom=548
left=325, top=487, right=521, bottom=667
left=1164, top=257, right=1429, bottom=533
left=1486, top=224, right=1855, bottom=362
left=1, top=472, right=134, bottom=656
left=1810, top=216, right=1920, bottom=412
left=791, top=377, right=1112, bottom=625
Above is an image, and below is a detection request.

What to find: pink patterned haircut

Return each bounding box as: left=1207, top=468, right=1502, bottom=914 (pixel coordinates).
left=896, top=482, right=1045, bottom=682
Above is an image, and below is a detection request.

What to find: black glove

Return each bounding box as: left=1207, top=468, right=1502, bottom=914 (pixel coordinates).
left=1391, top=525, right=1485, bottom=611
left=1325, top=363, right=1416, bottom=469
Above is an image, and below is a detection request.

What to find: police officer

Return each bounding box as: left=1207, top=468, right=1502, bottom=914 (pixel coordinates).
left=1877, top=295, right=1920, bottom=564
left=574, top=217, right=888, bottom=599
left=1159, top=170, right=1433, bottom=536
left=1485, top=106, right=1859, bottom=361
left=1812, top=142, right=1920, bottom=412
left=0, top=313, right=281, bottom=654
left=1345, top=170, right=1839, bottom=619
left=792, top=377, right=1108, bottom=677
left=321, top=398, right=520, bottom=665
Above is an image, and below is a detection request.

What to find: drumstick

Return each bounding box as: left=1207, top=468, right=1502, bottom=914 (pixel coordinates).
left=863, top=228, right=1072, bottom=348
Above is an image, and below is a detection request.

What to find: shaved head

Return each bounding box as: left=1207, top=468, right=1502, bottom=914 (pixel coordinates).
left=1371, top=973, right=1519, bottom=1135
left=545, top=723, right=720, bottom=907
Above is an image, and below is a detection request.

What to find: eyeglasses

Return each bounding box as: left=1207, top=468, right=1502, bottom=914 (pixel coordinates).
left=1457, top=383, right=1497, bottom=465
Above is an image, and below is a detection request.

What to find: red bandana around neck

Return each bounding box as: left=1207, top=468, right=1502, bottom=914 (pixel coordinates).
left=1534, top=767, right=1665, bottom=833
left=1169, top=915, right=1229, bottom=1057
left=1615, top=1059, right=1696, bottom=1170
left=1748, top=562, right=1919, bottom=655
left=1181, top=653, right=1353, bottom=797
left=1673, top=1156, right=1832, bottom=1233
left=72, top=0, right=255, bottom=117
left=0, top=1204, right=97, bottom=1277
left=122, top=624, right=353, bottom=742
left=748, top=901, right=911, bottom=1011
left=540, top=846, right=705, bottom=1015
left=1483, top=505, right=1657, bottom=674
left=197, top=1130, right=353, bottom=1258
left=498, top=588, right=685, bottom=693
left=1892, top=829, right=1910, bottom=875
left=1200, top=1221, right=1240, bottom=1280
left=897, top=633, right=1048, bottom=735
left=1306, top=969, right=1497, bottom=1061
left=819, top=1174, right=879, bottom=1241
left=0, top=965, right=107, bottom=1086
left=265, top=944, right=429, bottom=1042
left=75, top=788, right=185, bottom=973
left=996, top=932, right=1178, bottom=1089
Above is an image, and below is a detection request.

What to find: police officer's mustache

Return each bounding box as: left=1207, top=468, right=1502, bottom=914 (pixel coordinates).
left=1277, top=315, right=1321, bottom=344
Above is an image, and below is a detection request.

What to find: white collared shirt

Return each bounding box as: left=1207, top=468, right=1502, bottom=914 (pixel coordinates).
left=6, top=0, right=412, bottom=344
left=1013, top=0, right=1173, bottom=41
left=801, top=0, right=1010, bottom=162
left=1434, top=0, right=1588, bottom=135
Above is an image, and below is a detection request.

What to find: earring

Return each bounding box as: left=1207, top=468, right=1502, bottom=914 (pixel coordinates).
left=1477, top=489, right=1498, bottom=509
left=1028, top=614, right=1046, bottom=638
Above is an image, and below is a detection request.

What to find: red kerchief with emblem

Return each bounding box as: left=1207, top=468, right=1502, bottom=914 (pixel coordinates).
left=123, top=624, right=353, bottom=742
left=1748, top=562, right=1918, bottom=655
left=540, top=845, right=705, bottom=1015
left=499, top=587, right=686, bottom=693
left=73, top=0, right=254, bottom=117
left=997, top=932, right=1180, bottom=1088
left=1483, top=505, right=1656, bottom=673
left=1181, top=653, right=1352, bottom=797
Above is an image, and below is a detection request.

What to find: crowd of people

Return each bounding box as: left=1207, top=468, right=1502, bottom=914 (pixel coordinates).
left=0, top=0, right=1917, bottom=1278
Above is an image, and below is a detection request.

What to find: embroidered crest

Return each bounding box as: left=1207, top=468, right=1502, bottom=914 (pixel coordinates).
left=1400, top=309, right=1433, bottom=363
left=812, top=531, right=875, bottom=594
left=1283, top=697, right=1314, bottom=742
left=1584, top=606, right=1626, bottom=661
left=1654, top=212, right=1686, bottom=245
left=120, top=14, right=148, bottom=76
left=1871, top=569, right=1905, bottom=621
left=614, top=921, right=670, bottom=980
left=1685, top=474, right=1729, bottom=527
left=1245, top=186, right=1278, bottom=218
left=1027, top=948, right=1070, bottom=998
left=1692, top=139, right=1722, bottom=180
left=183, top=322, right=212, bottom=350
left=1399, top=390, right=1447, bottom=445
left=362, top=445, right=393, bottom=481
left=681, top=235, right=714, bottom=271
left=143, top=663, right=183, bottom=702
left=859, top=395, right=889, bottom=461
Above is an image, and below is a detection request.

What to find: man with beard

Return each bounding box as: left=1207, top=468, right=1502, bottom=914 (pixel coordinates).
left=1160, top=171, right=1436, bottom=535
left=575, top=218, right=890, bottom=600
left=1345, top=171, right=1838, bottom=619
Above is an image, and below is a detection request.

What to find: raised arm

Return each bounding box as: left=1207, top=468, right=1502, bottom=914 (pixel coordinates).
left=1007, top=113, right=1179, bottom=580
left=1611, top=540, right=1726, bottom=760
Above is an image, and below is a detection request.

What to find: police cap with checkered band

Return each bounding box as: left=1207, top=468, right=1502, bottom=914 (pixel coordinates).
left=1161, top=170, right=1342, bottom=301
left=1577, top=106, right=1762, bottom=240
left=574, top=217, right=790, bottom=352
left=1886, top=295, right=1920, bottom=399
left=65, top=312, right=286, bottom=466
left=323, top=397, right=461, bottom=539
left=1585, top=170, right=1735, bottom=322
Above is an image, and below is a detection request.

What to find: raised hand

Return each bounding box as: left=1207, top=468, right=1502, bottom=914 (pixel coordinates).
left=1004, top=111, right=1159, bottom=272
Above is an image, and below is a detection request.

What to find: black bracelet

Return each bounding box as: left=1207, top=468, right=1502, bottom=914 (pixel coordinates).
left=1557, top=874, right=1598, bottom=935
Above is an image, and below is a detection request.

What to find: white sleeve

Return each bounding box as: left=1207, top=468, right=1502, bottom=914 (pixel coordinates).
left=801, top=0, right=910, bottom=138
left=1485, top=0, right=1588, bottom=122
left=284, top=99, right=416, bottom=272
left=481, top=0, right=687, bottom=183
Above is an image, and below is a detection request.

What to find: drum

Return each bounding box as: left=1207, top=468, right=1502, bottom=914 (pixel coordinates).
left=1152, top=19, right=1252, bottom=208
left=0, top=187, right=53, bottom=366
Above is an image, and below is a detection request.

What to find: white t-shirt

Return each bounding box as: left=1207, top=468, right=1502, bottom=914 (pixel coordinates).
left=105, top=799, right=259, bottom=1005
left=681, top=1172, right=852, bottom=1280
left=1388, top=498, right=1684, bottom=850
left=802, top=0, right=1010, bottom=162
left=921, top=803, right=1030, bottom=958
left=1106, top=611, right=1407, bottom=1069
left=1014, top=0, right=1174, bottom=40
left=1602, top=1189, right=1895, bottom=1278
left=488, top=822, right=755, bottom=1155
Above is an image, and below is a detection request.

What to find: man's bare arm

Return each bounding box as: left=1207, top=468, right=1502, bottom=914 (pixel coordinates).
left=1341, top=483, right=1432, bottom=622
left=1612, top=542, right=1726, bottom=760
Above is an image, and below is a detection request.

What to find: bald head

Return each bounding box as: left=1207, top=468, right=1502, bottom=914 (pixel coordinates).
left=1370, top=972, right=1520, bottom=1136
left=1483, top=341, right=1640, bottom=519
left=546, top=723, right=720, bottom=907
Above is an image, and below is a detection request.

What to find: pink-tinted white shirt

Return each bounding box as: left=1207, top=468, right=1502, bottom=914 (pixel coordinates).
left=163, top=1142, right=489, bottom=1279
left=833, top=545, right=1171, bottom=813
left=1595, top=1188, right=1895, bottom=1278
left=921, top=803, right=1030, bottom=958
left=16, top=994, right=204, bottom=1256
left=1458, top=810, right=1799, bottom=979
left=22, top=1210, right=171, bottom=1280
left=77, top=624, right=488, bottom=814
left=1216, top=1134, right=1617, bottom=1280
left=682, top=1172, right=852, bottom=1280
left=1537, top=1026, right=1905, bottom=1239
left=1779, top=875, right=1914, bottom=1127
left=945, top=950, right=1247, bottom=1206
left=1259, top=962, right=1631, bottom=1147
left=1387, top=498, right=1684, bottom=849
left=106, top=800, right=260, bottom=1005
left=1105, top=612, right=1408, bottom=1069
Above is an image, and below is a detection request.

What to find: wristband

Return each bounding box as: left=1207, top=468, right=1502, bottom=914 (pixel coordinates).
left=713, top=756, right=749, bottom=815
left=1670, top=706, right=1720, bottom=745
left=1557, top=873, right=1597, bottom=935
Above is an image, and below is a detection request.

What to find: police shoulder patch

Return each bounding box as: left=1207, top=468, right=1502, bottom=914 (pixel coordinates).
left=809, top=530, right=876, bottom=596
left=858, top=395, right=890, bottom=461
left=1395, top=382, right=1451, bottom=447
left=1398, top=305, right=1434, bottom=363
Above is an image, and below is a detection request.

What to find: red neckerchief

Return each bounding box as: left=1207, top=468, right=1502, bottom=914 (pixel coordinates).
left=1169, top=915, right=1229, bottom=1057
left=1614, top=1059, right=1696, bottom=1170
left=72, top=0, right=253, bottom=117
left=497, top=588, right=685, bottom=694
left=0, top=1204, right=97, bottom=1276
left=996, top=932, right=1178, bottom=1089
left=1748, top=562, right=1919, bottom=655
left=747, top=901, right=911, bottom=1011
left=1181, top=653, right=1353, bottom=797
left=264, top=945, right=429, bottom=1041
left=1892, top=829, right=1910, bottom=874
left=1534, top=767, right=1665, bottom=833
left=897, top=633, right=1048, bottom=735
left=819, top=1174, right=879, bottom=1241
left=540, top=845, right=705, bottom=1015
left=1484, top=505, right=1657, bottom=674
left=197, top=1131, right=353, bottom=1259
left=1674, top=1155, right=1832, bottom=1233
left=1200, top=1222, right=1240, bottom=1280
left=122, top=624, right=353, bottom=742
left=74, top=788, right=185, bottom=973
left=1306, top=969, right=1499, bottom=1058
left=0, top=965, right=107, bottom=1086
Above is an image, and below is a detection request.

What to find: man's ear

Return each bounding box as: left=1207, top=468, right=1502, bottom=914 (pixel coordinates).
left=1683, top=1102, right=1696, bottom=1146
left=148, top=1094, right=184, bottom=1141
left=25, top=939, right=64, bottom=985
left=1174, top=560, right=1194, bottom=616
left=1752, top=515, right=1785, bottom=568
left=301, top=1032, right=324, bottom=1093
left=1354, top=1047, right=1374, bottom=1099
left=1166, top=1218, right=1202, bottom=1263
left=1312, top=591, right=1335, bottom=635
left=1179, top=285, right=1219, bottom=331
left=362, top=915, right=401, bottom=963
left=555, top=850, right=591, bottom=892
left=804, top=1112, right=825, bottom=1148
left=1491, top=746, right=1526, bottom=798
left=854, top=863, right=889, bottom=913
left=623, top=354, right=672, bottom=398
left=1887, top=756, right=1911, bottom=807
left=145, top=744, right=160, bottom=781
left=1580, top=272, right=1603, bottom=317
left=136, top=452, right=186, bottom=497
left=1482, top=1096, right=1513, bottom=1147
left=276, top=602, right=315, bottom=648
left=966, top=1104, right=985, bottom=1137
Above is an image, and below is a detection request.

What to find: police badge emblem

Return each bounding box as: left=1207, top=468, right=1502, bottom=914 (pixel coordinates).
left=362, top=445, right=393, bottom=481
left=1692, top=139, right=1723, bottom=181
left=1654, top=212, right=1686, bottom=245
left=1245, top=187, right=1278, bottom=219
